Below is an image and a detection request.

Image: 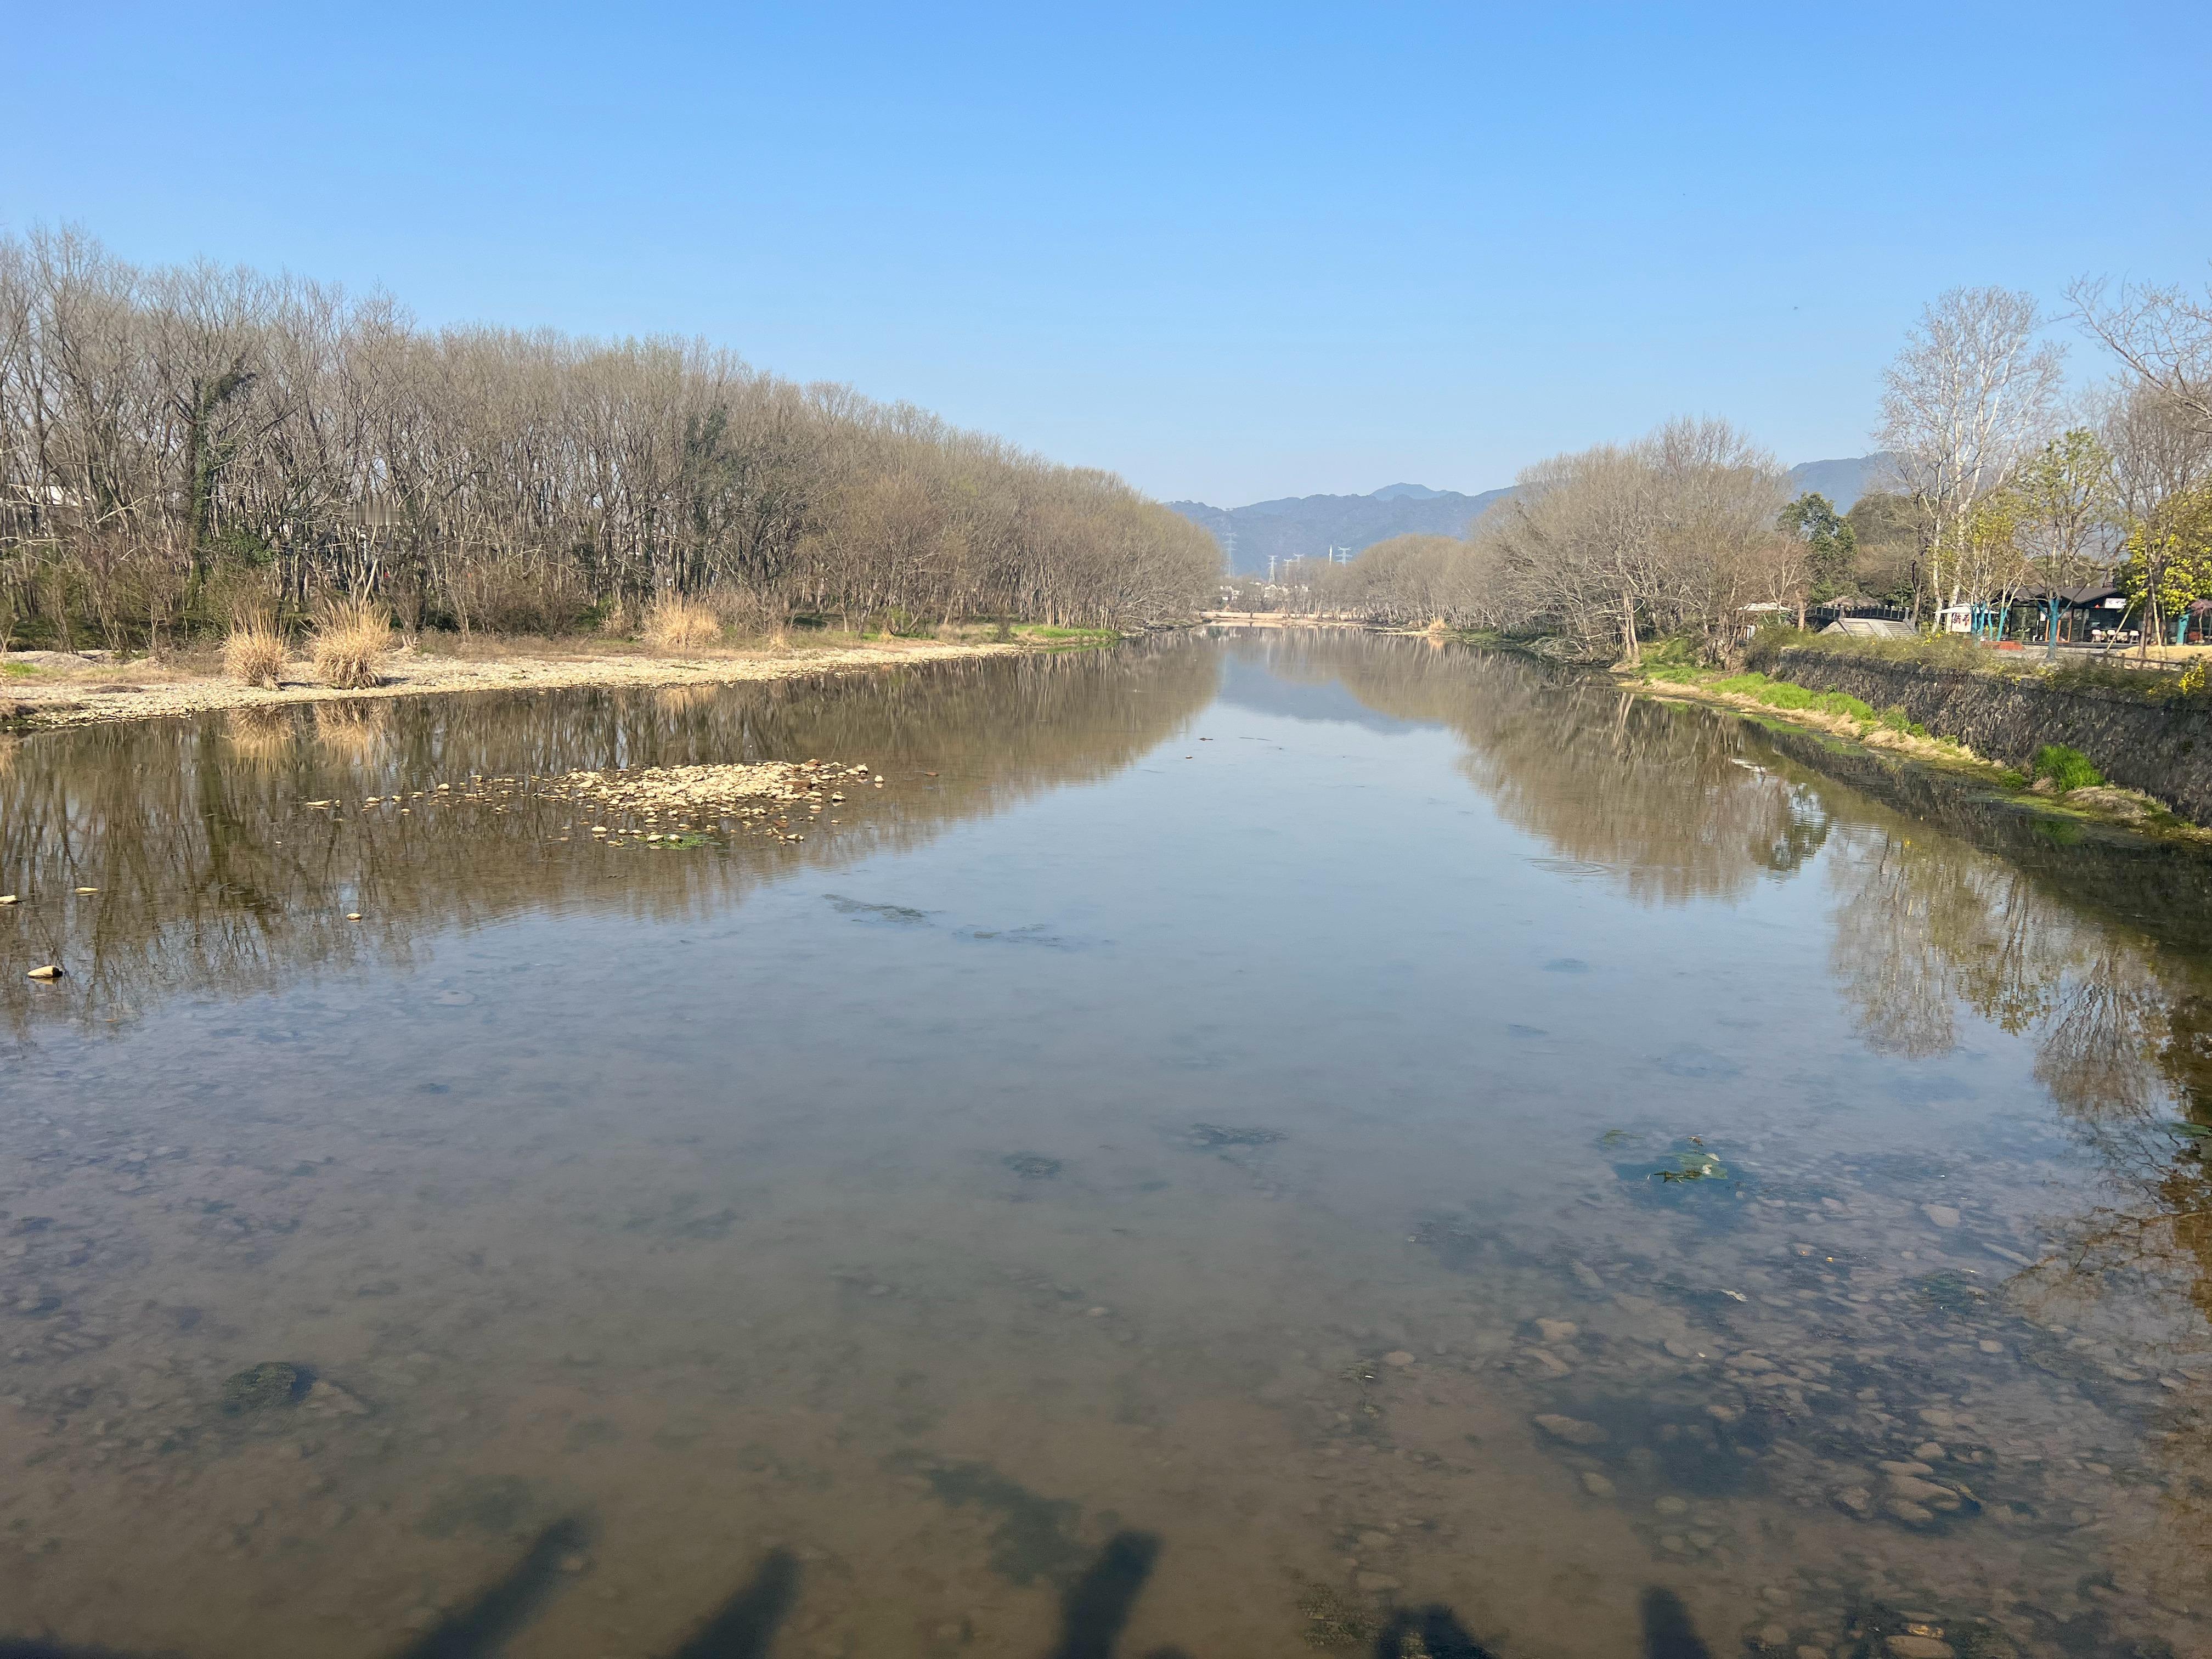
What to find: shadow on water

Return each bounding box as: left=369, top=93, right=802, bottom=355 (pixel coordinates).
left=0, top=1525, right=1712, bottom=1659
left=396, top=1518, right=592, bottom=1658
left=661, top=1546, right=802, bottom=1659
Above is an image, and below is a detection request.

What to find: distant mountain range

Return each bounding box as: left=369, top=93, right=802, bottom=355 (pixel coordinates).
left=1785, top=453, right=1895, bottom=512
left=1167, top=483, right=1516, bottom=575
left=1174, top=454, right=1896, bottom=574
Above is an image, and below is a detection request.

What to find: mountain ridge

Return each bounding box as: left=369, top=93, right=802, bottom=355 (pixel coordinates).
left=1174, top=454, right=1895, bottom=574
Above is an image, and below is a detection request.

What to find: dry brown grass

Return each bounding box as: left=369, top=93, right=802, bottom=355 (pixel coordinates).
left=642, top=595, right=722, bottom=653
left=311, top=600, right=394, bottom=689
left=222, top=623, right=289, bottom=689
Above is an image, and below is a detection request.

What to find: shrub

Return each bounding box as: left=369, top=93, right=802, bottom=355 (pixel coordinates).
left=1639, top=633, right=1705, bottom=670
left=642, top=595, right=721, bottom=652
left=222, top=624, right=288, bottom=689
left=310, top=600, right=394, bottom=690
left=1877, top=706, right=1928, bottom=738
left=2030, top=744, right=2104, bottom=794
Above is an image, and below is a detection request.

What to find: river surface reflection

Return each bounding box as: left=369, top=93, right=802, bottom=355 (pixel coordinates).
left=1, top=634, right=2208, bottom=1658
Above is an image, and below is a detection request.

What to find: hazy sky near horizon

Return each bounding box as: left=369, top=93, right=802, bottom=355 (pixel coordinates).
left=10, top=2, right=2211, bottom=506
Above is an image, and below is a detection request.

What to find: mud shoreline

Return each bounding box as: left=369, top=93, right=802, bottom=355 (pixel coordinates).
left=0, top=638, right=1024, bottom=732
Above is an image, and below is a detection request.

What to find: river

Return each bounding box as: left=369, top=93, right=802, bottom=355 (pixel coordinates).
left=2, top=633, right=2207, bottom=1659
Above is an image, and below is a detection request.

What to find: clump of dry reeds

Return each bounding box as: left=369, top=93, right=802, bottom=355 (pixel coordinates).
left=311, top=599, right=394, bottom=689
left=642, top=595, right=721, bottom=652
left=222, top=620, right=289, bottom=688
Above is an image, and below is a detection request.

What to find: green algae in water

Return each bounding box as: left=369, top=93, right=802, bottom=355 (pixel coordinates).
left=221, top=1361, right=307, bottom=1414
left=1612, top=1136, right=1747, bottom=1225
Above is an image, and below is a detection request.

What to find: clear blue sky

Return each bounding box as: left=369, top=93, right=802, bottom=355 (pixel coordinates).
left=10, top=2, right=2210, bottom=505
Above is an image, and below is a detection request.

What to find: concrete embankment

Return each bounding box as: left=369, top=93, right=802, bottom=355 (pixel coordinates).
left=1768, top=647, right=2212, bottom=827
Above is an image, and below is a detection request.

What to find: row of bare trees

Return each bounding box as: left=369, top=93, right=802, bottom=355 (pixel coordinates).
left=1873, top=284, right=2212, bottom=645
left=0, top=228, right=1218, bottom=648
left=1269, top=417, right=1802, bottom=661
left=1265, top=278, right=2212, bottom=659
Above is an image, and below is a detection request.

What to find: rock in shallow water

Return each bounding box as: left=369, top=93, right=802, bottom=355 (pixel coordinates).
left=1532, top=1413, right=1607, bottom=1446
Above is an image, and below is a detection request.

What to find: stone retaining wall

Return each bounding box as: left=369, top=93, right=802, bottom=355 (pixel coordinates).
left=1770, top=647, right=2212, bottom=826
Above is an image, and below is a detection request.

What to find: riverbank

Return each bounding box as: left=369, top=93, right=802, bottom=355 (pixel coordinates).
left=1198, top=611, right=1374, bottom=629
left=1751, top=641, right=2212, bottom=825
left=0, top=635, right=1030, bottom=732
left=1628, top=665, right=2212, bottom=843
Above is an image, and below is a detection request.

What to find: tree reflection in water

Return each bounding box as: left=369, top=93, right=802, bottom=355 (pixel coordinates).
left=1227, top=631, right=1833, bottom=903
left=0, top=642, right=1221, bottom=1040
left=1248, top=629, right=2212, bottom=1610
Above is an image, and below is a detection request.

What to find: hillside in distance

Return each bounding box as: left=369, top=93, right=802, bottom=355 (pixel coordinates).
left=1176, top=455, right=1895, bottom=573
left=1169, top=485, right=1513, bottom=574
left=1786, top=453, right=1895, bottom=513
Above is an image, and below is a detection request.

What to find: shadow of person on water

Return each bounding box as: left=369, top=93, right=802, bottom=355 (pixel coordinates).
left=0, top=1520, right=1712, bottom=1659
left=1043, top=1531, right=1714, bottom=1659
left=1365, top=1588, right=1712, bottom=1659
left=0, top=1516, right=801, bottom=1659
left=392, top=1520, right=800, bottom=1659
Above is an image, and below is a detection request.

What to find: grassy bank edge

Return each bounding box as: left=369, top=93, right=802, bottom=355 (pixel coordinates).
left=1623, top=663, right=2212, bottom=844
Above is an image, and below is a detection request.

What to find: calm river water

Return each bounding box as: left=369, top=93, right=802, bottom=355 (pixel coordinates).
left=3, top=634, right=2209, bottom=1659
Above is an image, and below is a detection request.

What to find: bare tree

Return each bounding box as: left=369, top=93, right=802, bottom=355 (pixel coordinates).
left=1307, top=418, right=1784, bottom=662
left=1876, top=287, right=2065, bottom=618
left=2012, top=428, right=2115, bottom=656
left=2068, top=274, right=2212, bottom=437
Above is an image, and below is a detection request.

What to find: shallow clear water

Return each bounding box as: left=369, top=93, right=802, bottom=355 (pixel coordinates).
left=2, top=634, right=2209, bottom=1659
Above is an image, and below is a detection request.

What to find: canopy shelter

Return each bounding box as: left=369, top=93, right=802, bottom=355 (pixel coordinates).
left=1819, top=617, right=1917, bottom=639
left=2002, top=584, right=2132, bottom=645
